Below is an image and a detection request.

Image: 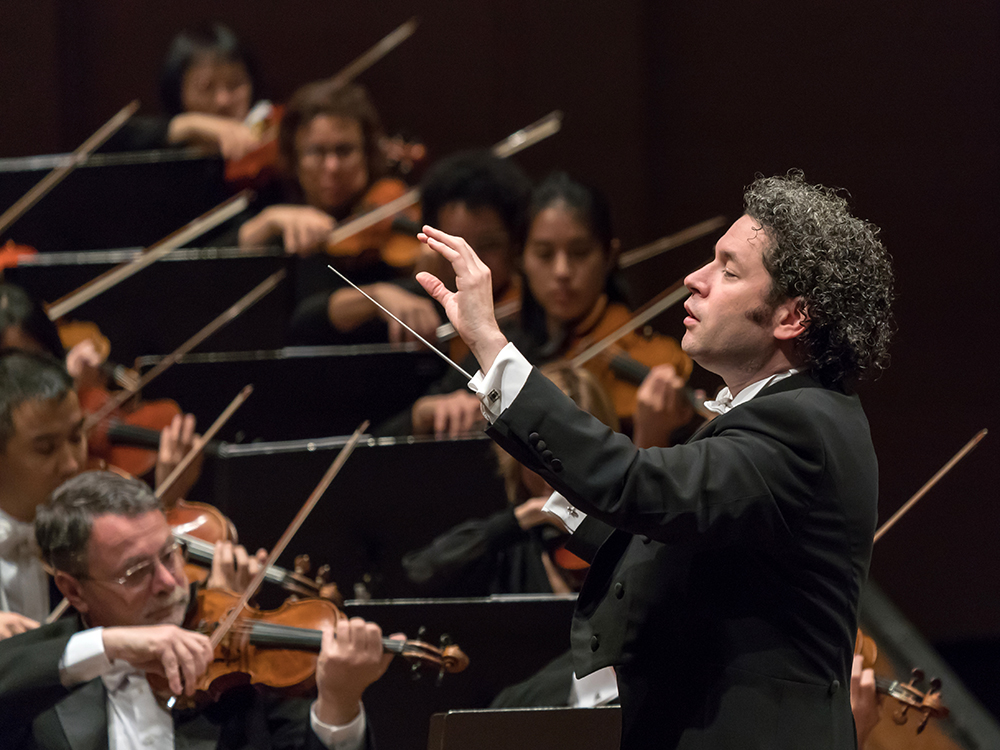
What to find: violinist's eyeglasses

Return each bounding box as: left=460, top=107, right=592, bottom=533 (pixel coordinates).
left=299, top=143, right=362, bottom=166
left=81, top=540, right=187, bottom=590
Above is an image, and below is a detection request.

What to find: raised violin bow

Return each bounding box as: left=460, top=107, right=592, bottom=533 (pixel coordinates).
left=44, top=191, right=251, bottom=319
left=81, top=268, right=285, bottom=432
left=155, top=385, right=253, bottom=507
left=874, top=428, right=988, bottom=543
left=322, top=111, right=563, bottom=249
left=617, top=215, right=727, bottom=270
left=329, top=17, right=420, bottom=88
left=569, top=273, right=695, bottom=369
left=0, top=101, right=140, bottom=238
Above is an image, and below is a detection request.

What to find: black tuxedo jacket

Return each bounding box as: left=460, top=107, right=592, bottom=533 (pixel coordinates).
left=0, top=617, right=360, bottom=750
left=487, top=370, right=877, bottom=749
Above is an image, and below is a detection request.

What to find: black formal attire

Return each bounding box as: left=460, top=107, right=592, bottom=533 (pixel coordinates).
left=401, top=506, right=559, bottom=596
left=486, top=367, right=877, bottom=749
left=0, top=617, right=369, bottom=750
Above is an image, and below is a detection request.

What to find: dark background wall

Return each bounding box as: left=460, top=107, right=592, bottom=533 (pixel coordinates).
left=3, top=0, right=997, bottom=687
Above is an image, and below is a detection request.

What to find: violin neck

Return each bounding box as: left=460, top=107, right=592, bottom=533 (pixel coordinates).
left=608, top=352, right=649, bottom=386
left=108, top=422, right=220, bottom=457
left=178, top=532, right=297, bottom=591
left=246, top=620, right=400, bottom=655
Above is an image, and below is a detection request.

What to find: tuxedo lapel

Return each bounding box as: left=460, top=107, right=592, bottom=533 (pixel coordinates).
left=53, top=678, right=108, bottom=750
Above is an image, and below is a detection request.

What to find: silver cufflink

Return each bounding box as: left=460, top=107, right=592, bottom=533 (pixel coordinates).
left=488, top=389, right=500, bottom=403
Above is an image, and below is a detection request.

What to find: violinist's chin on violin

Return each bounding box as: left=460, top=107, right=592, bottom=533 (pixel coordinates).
left=0, top=470, right=390, bottom=748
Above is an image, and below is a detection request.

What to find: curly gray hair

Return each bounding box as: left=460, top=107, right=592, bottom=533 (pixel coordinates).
left=744, top=171, right=895, bottom=390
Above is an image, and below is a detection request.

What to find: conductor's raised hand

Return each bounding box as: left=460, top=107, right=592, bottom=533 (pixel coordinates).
left=416, top=225, right=509, bottom=373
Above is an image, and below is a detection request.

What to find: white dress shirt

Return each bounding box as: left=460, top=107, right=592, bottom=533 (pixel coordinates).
left=60, top=627, right=367, bottom=750
left=0, top=507, right=49, bottom=621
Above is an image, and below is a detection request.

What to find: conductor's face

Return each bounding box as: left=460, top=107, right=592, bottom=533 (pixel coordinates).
left=681, top=215, right=781, bottom=376
left=62, top=510, right=190, bottom=629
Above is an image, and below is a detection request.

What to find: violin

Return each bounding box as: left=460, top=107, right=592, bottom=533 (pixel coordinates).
left=854, top=629, right=950, bottom=734
left=564, top=299, right=692, bottom=422
left=224, top=18, right=419, bottom=191
left=325, top=177, right=422, bottom=269
left=159, top=588, right=467, bottom=707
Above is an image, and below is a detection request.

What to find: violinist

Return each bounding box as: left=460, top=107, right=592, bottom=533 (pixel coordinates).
left=403, top=362, right=616, bottom=597
left=409, top=172, right=695, bottom=444
left=403, top=150, right=531, bottom=435
left=237, top=80, right=434, bottom=345
left=0, top=351, right=197, bottom=639
left=102, top=23, right=263, bottom=159
left=415, top=171, right=895, bottom=749
left=1, top=282, right=104, bottom=390
left=0, top=470, right=389, bottom=749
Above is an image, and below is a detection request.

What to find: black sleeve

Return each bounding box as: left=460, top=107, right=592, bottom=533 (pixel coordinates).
left=401, top=507, right=526, bottom=595
left=0, top=620, right=78, bottom=743
left=98, top=115, right=173, bottom=152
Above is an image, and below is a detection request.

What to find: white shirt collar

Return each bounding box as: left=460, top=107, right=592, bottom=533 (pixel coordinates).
left=0, top=507, right=38, bottom=561
left=703, top=369, right=800, bottom=416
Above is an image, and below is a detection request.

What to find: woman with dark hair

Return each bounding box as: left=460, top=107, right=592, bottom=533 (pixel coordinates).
left=105, top=23, right=263, bottom=158
left=238, top=79, right=433, bottom=345
left=411, top=172, right=698, bottom=447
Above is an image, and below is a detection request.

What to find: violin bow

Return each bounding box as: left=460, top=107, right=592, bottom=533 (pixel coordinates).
left=155, top=385, right=254, bottom=506
left=617, top=216, right=727, bottom=270
left=569, top=272, right=697, bottom=368
left=45, top=191, right=251, bottom=319
left=0, top=101, right=140, bottom=238
left=81, top=268, right=285, bottom=432
left=320, top=111, right=563, bottom=249
left=171, top=419, right=369, bottom=708
left=329, top=17, right=419, bottom=88
left=873, top=428, right=988, bottom=543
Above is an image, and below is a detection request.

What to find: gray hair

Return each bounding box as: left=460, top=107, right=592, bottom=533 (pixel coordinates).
left=36, top=471, right=161, bottom=577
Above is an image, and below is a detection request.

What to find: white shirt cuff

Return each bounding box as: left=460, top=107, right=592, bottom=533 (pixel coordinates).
left=467, top=342, right=532, bottom=423
left=542, top=492, right=588, bottom=533
left=310, top=701, right=367, bottom=750
left=59, top=627, right=113, bottom=687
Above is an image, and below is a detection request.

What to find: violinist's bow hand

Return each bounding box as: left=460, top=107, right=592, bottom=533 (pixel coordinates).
left=102, top=625, right=213, bottom=697
left=416, top=225, right=509, bottom=373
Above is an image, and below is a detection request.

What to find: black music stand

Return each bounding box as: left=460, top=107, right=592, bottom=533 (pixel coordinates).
left=427, top=707, right=621, bottom=750
left=193, top=435, right=509, bottom=600
left=344, top=596, right=580, bottom=750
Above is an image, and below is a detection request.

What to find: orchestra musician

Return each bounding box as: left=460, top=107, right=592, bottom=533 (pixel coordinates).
left=0, top=470, right=390, bottom=749
left=402, top=361, right=617, bottom=597
left=415, top=171, right=895, bottom=749
left=408, top=171, right=694, bottom=444
left=236, top=80, right=434, bottom=346
left=0, top=351, right=198, bottom=639
left=102, top=23, right=263, bottom=159
left=402, top=150, right=532, bottom=436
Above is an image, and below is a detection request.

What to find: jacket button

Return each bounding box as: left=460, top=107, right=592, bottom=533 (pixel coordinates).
left=541, top=449, right=554, bottom=462
left=529, top=432, right=541, bottom=446
left=614, top=582, right=625, bottom=599
left=551, top=459, right=563, bottom=472
left=641, top=535, right=652, bottom=544
left=535, top=440, right=547, bottom=452
left=829, top=680, right=840, bottom=695
left=590, top=635, right=600, bottom=652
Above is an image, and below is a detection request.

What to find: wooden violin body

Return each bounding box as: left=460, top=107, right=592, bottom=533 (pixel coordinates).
left=326, top=177, right=422, bottom=269
left=161, top=588, right=467, bottom=707
left=564, top=301, right=691, bottom=421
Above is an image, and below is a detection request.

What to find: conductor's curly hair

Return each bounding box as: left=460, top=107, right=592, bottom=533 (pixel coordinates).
left=744, top=171, right=895, bottom=390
